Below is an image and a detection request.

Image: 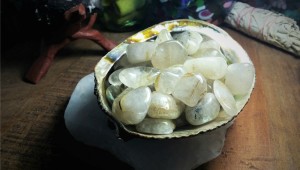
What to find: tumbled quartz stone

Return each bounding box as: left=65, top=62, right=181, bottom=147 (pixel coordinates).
left=151, top=40, right=188, bottom=69
left=206, top=79, right=214, bottom=93
left=225, top=63, right=255, bottom=95
left=119, top=66, right=160, bottom=88
left=114, top=55, right=153, bottom=70
left=213, top=80, right=237, bottom=116
left=106, top=84, right=123, bottom=104
left=184, top=57, right=228, bottom=80
left=108, top=69, right=123, bottom=86
left=155, top=29, right=173, bottom=44
left=148, top=91, right=182, bottom=119
left=126, top=41, right=157, bottom=64
left=192, top=48, right=224, bottom=58
left=199, top=39, right=221, bottom=51
left=154, top=65, right=186, bottom=94
left=185, top=93, right=220, bottom=126
left=222, top=49, right=238, bottom=65
left=112, top=87, right=151, bottom=125
left=113, top=54, right=131, bottom=69
left=172, top=73, right=207, bottom=107
left=174, top=31, right=203, bottom=55
left=136, top=118, right=175, bottom=135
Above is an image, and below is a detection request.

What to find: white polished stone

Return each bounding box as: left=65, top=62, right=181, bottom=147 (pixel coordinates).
left=172, top=73, right=207, bottom=107
left=112, top=87, right=151, bottom=125
left=213, top=80, right=237, bottom=116
left=184, top=57, right=228, bottom=80
left=148, top=91, right=182, bottom=119
left=185, top=93, right=220, bottom=126
left=119, top=66, right=160, bottom=88
left=154, top=65, right=186, bottom=94
left=225, top=63, right=255, bottom=95
left=151, top=40, right=188, bottom=69
left=126, top=42, right=157, bottom=64
left=174, top=31, right=203, bottom=55
left=136, top=118, right=176, bottom=135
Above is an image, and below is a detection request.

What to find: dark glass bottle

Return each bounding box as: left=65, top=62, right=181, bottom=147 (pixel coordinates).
left=99, top=0, right=150, bottom=32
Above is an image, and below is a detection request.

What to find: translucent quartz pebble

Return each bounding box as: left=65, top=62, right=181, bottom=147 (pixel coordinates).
left=155, top=29, right=173, bottom=44
left=192, top=48, right=224, bottom=58
left=174, top=31, right=203, bottom=55
left=151, top=40, right=188, bottom=69
left=119, top=66, right=160, bottom=88
left=172, top=73, right=207, bottom=107
left=213, top=80, right=237, bottom=116
left=114, top=54, right=131, bottom=69
left=108, top=69, right=123, bottom=86
left=192, top=39, right=223, bottom=58
left=126, top=42, right=157, bottom=64
left=225, top=63, right=255, bottom=95
left=185, top=93, right=220, bottom=126
left=114, top=55, right=153, bottom=70
left=184, top=57, right=228, bottom=80
left=154, top=65, right=186, bottom=94
left=112, top=87, right=151, bottom=125
left=222, top=49, right=238, bottom=64
left=199, top=39, right=220, bottom=51
left=206, top=79, right=214, bottom=93
left=136, top=118, right=175, bottom=135
left=106, top=85, right=123, bottom=104
left=148, top=91, right=182, bottom=119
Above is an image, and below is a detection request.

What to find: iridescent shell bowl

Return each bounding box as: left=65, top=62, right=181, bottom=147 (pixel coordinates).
left=94, top=19, right=255, bottom=139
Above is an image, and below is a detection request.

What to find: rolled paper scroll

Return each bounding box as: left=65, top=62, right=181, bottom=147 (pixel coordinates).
left=225, top=2, right=300, bottom=57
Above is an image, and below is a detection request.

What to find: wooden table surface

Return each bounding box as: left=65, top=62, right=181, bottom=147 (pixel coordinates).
left=1, top=26, right=300, bottom=170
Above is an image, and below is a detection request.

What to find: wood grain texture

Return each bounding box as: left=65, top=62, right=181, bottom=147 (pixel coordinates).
left=1, top=28, right=299, bottom=170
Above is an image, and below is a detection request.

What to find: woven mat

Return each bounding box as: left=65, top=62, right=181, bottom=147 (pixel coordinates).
left=1, top=54, right=133, bottom=169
